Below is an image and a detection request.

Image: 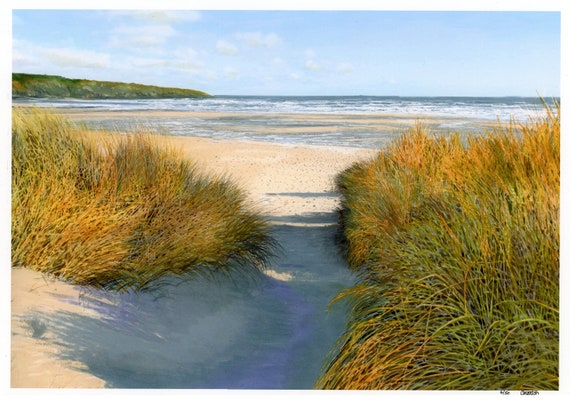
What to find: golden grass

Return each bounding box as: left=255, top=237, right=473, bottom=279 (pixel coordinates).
left=317, top=105, right=559, bottom=390
left=12, top=108, right=276, bottom=292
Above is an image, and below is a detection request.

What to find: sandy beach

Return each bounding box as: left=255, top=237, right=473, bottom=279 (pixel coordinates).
left=165, top=134, right=376, bottom=219
left=10, top=128, right=375, bottom=388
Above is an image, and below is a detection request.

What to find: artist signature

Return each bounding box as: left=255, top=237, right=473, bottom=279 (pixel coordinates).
left=500, top=389, right=540, bottom=396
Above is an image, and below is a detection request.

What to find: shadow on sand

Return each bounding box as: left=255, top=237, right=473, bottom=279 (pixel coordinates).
left=18, top=212, right=354, bottom=389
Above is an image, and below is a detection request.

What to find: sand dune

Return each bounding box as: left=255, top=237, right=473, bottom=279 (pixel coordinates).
left=10, top=132, right=374, bottom=388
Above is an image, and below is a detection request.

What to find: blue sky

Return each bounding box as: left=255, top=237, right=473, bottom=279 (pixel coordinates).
left=11, top=9, right=561, bottom=96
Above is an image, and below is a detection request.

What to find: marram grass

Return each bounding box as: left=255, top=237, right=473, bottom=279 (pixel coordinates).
left=12, top=108, right=276, bottom=292
left=317, top=106, right=559, bottom=390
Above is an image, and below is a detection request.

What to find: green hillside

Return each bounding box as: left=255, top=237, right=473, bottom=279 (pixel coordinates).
left=12, top=73, right=211, bottom=99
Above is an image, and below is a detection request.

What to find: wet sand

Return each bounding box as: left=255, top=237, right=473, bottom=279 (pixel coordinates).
left=13, top=105, right=504, bottom=147
left=10, top=122, right=375, bottom=388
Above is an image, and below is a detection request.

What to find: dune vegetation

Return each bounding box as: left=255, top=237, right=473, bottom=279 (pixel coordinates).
left=12, top=108, right=275, bottom=292
left=317, top=105, right=559, bottom=390
left=12, top=73, right=211, bottom=99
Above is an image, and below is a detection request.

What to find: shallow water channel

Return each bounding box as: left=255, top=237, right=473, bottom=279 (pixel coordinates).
left=39, top=211, right=354, bottom=389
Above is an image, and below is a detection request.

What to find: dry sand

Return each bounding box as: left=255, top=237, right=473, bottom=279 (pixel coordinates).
left=9, top=131, right=376, bottom=388
left=165, top=134, right=375, bottom=220
left=10, top=267, right=107, bottom=388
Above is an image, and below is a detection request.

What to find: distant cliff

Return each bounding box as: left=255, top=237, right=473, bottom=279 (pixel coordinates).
left=12, top=73, right=211, bottom=99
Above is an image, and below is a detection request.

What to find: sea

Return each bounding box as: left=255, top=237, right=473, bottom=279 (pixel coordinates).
left=17, top=95, right=555, bottom=149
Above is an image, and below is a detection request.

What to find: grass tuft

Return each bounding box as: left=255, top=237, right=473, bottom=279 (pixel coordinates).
left=317, top=104, right=559, bottom=390
left=12, top=108, right=277, bottom=292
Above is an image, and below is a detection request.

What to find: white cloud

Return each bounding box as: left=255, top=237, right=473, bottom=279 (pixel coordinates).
left=44, top=48, right=109, bottom=69
left=304, top=49, right=316, bottom=58
left=109, top=24, right=177, bottom=49
left=109, top=10, right=202, bottom=25
left=173, top=47, right=199, bottom=59
left=12, top=39, right=107, bottom=71
left=129, top=57, right=169, bottom=68
left=203, top=70, right=219, bottom=81
left=337, top=63, right=354, bottom=74
left=224, top=66, right=239, bottom=79
left=304, top=60, right=323, bottom=72
left=12, top=50, right=40, bottom=68
left=174, top=60, right=203, bottom=72
left=235, top=32, right=282, bottom=48
left=216, top=40, right=239, bottom=56
left=104, top=11, right=200, bottom=53
left=121, top=56, right=203, bottom=73
left=303, top=49, right=324, bottom=72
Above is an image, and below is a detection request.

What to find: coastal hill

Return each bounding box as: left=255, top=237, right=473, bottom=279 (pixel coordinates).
left=12, top=73, right=211, bottom=99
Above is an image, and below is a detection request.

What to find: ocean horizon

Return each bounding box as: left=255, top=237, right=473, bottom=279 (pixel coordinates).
left=15, top=95, right=557, bottom=149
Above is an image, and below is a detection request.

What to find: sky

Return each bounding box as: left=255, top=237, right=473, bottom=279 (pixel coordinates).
left=10, top=7, right=561, bottom=96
